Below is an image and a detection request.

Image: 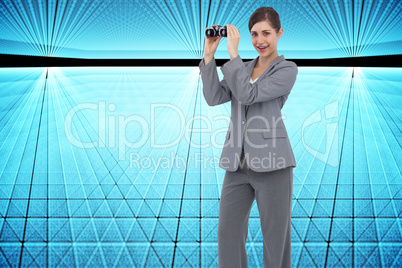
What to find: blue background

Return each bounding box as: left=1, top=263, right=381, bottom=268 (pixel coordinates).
left=0, top=0, right=402, bottom=267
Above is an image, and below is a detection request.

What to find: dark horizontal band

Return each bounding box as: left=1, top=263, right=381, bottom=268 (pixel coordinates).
left=0, top=53, right=401, bottom=67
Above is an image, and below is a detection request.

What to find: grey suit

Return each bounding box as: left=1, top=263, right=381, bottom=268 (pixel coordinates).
left=199, top=55, right=298, bottom=173
left=199, top=55, right=298, bottom=268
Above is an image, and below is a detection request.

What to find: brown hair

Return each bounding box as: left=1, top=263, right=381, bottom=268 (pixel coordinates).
left=248, top=7, right=281, bottom=34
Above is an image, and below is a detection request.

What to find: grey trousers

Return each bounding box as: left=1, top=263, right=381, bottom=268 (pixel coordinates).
left=218, top=150, right=293, bottom=268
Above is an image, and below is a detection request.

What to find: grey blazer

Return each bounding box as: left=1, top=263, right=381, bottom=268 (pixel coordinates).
left=198, top=55, right=298, bottom=172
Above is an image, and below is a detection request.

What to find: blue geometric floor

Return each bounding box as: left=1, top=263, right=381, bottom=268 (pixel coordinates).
left=0, top=66, right=401, bottom=267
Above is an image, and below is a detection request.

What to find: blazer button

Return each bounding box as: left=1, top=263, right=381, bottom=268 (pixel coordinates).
left=242, top=120, right=245, bottom=125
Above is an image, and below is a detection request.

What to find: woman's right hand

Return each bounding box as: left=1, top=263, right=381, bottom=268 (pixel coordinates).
left=204, top=25, right=223, bottom=64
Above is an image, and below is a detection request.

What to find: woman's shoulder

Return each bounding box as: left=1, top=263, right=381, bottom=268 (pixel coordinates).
left=243, top=56, right=297, bottom=73
left=275, top=59, right=298, bottom=75
left=281, top=59, right=298, bottom=68
left=276, top=60, right=298, bottom=76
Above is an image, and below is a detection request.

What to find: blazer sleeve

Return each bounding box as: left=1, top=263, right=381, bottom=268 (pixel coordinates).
left=220, top=55, right=298, bottom=105
left=199, top=58, right=232, bottom=106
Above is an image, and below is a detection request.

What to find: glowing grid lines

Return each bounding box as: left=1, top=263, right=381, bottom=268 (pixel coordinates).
left=0, top=0, right=401, bottom=59
left=0, top=66, right=401, bottom=267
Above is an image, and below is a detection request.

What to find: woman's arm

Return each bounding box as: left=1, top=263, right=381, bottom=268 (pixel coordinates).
left=221, top=55, right=298, bottom=105
left=199, top=57, right=232, bottom=106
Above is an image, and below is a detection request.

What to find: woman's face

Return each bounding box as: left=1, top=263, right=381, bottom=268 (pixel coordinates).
left=250, top=20, right=282, bottom=57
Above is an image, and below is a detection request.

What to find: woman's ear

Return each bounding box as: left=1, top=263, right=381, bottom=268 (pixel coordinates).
left=277, top=28, right=283, bottom=39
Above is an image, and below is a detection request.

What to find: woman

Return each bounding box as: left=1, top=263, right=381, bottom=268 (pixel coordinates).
left=198, top=7, right=298, bottom=268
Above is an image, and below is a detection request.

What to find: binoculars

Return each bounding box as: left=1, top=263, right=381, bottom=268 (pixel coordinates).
left=205, top=25, right=227, bottom=37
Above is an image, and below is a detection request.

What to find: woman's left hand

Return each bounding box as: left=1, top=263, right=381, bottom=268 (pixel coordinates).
left=226, top=24, right=240, bottom=60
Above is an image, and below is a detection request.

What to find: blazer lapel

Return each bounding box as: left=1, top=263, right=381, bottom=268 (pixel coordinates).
left=246, top=57, right=258, bottom=78
left=241, top=55, right=285, bottom=113
left=245, top=55, right=285, bottom=80
left=240, top=58, right=258, bottom=115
